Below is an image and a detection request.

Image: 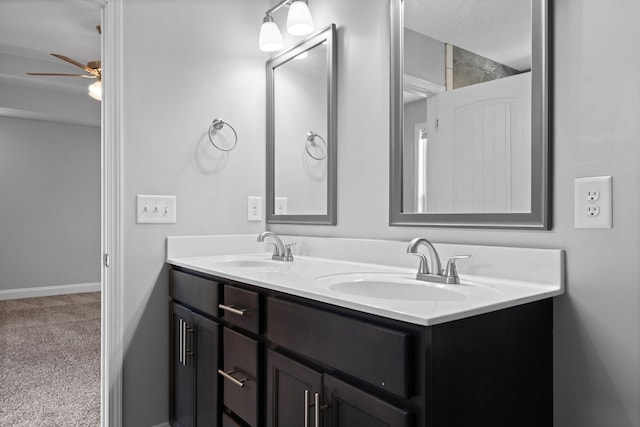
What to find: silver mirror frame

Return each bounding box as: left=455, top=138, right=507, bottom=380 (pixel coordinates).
left=266, top=24, right=337, bottom=225
left=389, top=0, right=550, bottom=229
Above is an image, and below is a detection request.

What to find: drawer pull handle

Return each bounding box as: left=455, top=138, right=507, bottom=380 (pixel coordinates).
left=218, top=303, right=248, bottom=316
left=315, top=392, right=320, bottom=426
left=218, top=369, right=248, bottom=387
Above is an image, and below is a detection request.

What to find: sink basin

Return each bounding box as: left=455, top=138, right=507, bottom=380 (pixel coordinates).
left=328, top=280, right=466, bottom=302
left=216, top=259, right=276, bottom=268
left=312, top=272, right=468, bottom=302
left=204, top=256, right=280, bottom=271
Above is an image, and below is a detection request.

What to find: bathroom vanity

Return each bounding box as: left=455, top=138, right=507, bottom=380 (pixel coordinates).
left=167, top=235, right=563, bottom=427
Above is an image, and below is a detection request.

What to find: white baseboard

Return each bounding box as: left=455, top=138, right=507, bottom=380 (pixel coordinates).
left=0, top=282, right=101, bottom=300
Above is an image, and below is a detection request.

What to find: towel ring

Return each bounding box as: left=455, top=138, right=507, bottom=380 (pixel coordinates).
left=305, top=131, right=327, bottom=160
left=208, top=118, right=238, bottom=151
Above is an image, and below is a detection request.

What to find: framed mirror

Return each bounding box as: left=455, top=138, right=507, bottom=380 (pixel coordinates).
left=266, top=24, right=337, bottom=225
left=390, top=0, right=549, bottom=229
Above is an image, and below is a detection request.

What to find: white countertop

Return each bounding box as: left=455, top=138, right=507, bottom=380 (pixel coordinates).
left=166, top=235, right=565, bottom=326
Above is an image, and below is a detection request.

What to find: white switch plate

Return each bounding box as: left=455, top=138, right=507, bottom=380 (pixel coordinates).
left=574, top=176, right=612, bottom=229
left=275, top=197, right=288, bottom=215
left=137, top=195, right=176, bottom=224
left=248, top=196, right=262, bottom=221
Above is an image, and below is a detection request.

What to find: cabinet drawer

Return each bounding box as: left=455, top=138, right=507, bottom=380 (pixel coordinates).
left=220, top=285, right=260, bottom=334
left=171, top=270, right=220, bottom=317
left=267, top=298, right=413, bottom=399
left=221, top=327, right=259, bottom=426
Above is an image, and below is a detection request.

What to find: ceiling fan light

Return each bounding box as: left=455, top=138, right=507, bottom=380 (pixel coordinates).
left=88, top=80, right=102, bottom=101
left=259, top=16, right=284, bottom=52
left=287, top=0, right=314, bottom=36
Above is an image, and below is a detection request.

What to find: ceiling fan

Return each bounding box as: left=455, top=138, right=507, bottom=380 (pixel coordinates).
left=27, top=52, right=102, bottom=101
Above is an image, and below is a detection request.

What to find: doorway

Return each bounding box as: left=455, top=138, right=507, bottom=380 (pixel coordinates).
left=0, top=0, right=104, bottom=424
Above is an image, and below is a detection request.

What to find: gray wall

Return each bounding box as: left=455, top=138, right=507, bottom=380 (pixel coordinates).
left=121, top=0, right=266, bottom=425
left=404, top=28, right=445, bottom=85
left=268, top=0, right=640, bottom=426
left=119, top=0, right=640, bottom=425
left=0, top=116, right=100, bottom=291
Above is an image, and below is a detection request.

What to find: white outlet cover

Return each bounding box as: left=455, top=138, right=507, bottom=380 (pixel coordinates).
left=137, top=195, right=176, bottom=224
left=248, top=196, right=262, bottom=222
left=574, top=176, right=612, bottom=229
left=275, top=197, right=288, bottom=215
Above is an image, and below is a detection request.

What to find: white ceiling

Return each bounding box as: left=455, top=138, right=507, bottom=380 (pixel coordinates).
left=0, top=0, right=102, bottom=89
left=404, top=0, right=532, bottom=71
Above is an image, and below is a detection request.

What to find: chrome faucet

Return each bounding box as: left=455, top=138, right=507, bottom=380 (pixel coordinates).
left=406, top=237, right=470, bottom=284
left=257, top=231, right=294, bottom=262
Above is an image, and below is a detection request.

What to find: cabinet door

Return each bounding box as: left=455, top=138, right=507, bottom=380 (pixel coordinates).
left=192, top=312, right=220, bottom=427
left=172, top=303, right=195, bottom=427
left=267, top=350, right=323, bottom=427
left=323, top=376, right=411, bottom=427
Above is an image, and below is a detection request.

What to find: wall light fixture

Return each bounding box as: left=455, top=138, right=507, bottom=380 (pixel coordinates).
left=259, top=0, right=314, bottom=52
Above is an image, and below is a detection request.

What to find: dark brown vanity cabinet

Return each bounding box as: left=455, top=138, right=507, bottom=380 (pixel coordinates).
left=171, top=302, right=220, bottom=427
left=170, top=270, right=221, bottom=427
left=266, top=298, right=414, bottom=427
left=170, top=266, right=553, bottom=427
left=267, top=350, right=411, bottom=427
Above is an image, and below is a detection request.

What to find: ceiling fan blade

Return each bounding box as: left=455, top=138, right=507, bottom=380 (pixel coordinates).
left=50, top=53, right=97, bottom=75
left=26, top=72, right=96, bottom=78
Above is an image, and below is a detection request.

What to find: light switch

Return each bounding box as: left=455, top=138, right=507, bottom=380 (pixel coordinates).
left=137, top=195, right=176, bottom=224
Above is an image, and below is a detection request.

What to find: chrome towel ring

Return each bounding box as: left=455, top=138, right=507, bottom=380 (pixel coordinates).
left=305, top=131, right=327, bottom=160
left=208, top=118, right=238, bottom=151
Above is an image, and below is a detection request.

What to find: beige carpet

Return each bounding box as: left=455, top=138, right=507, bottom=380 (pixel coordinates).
left=0, top=292, right=101, bottom=427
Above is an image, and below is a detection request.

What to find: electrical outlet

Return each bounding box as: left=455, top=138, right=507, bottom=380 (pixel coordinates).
left=585, top=204, right=600, bottom=217
left=136, top=195, right=176, bottom=224
left=247, top=196, right=262, bottom=221
left=575, top=176, right=612, bottom=229
left=275, top=197, right=288, bottom=215
left=586, top=189, right=600, bottom=201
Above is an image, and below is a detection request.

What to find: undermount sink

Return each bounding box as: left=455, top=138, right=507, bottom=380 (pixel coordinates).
left=218, top=259, right=276, bottom=268
left=313, top=273, right=469, bottom=302
left=204, top=257, right=280, bottom=270
left=329, top=280, right=466, bottom=301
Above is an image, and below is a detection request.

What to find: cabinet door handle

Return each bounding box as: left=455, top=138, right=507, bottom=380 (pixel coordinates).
left=178, top=319, right=183, bottom=365
left=218, top=303, right=248, bottom=316
left=182, top=319, right=187, bottom=365
left=180, top=320, right=194, bottom=366
left=304, top=390, right=310, bottom=427
left=217, top=369, right=248, bottom=387
left=314, top=392, right=320, bottom=427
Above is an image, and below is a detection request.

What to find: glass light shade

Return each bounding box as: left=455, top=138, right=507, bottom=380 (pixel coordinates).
left=88, top=80, right=102, bottom=101
left=287, top=1, right=314, bottom=36
left=259, top=20, right=284, bottom=52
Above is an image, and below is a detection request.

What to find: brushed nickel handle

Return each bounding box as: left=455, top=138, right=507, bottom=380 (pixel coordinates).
left=304, top=390, right=310, bottom=427
left=184, top=323, right=193, bottom=366
left=182, top=319, right=187, bottom=366
left=178, top=318, right=183, bottom=365
left=217, top=369, right=248, bottom=387
left=314, top=392, right=320, bottom=426
left=218, top=303, right=248, bottom=316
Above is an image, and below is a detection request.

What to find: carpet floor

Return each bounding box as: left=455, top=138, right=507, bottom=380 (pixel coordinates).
left=0, top=292, right=101, bottom=427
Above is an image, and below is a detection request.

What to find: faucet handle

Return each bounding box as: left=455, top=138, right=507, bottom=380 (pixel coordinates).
left=284, top=243, right=296, bottom=262
left=443, top=255, right=471, bottom=281
left=408, top=251, right=429, bottom=274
